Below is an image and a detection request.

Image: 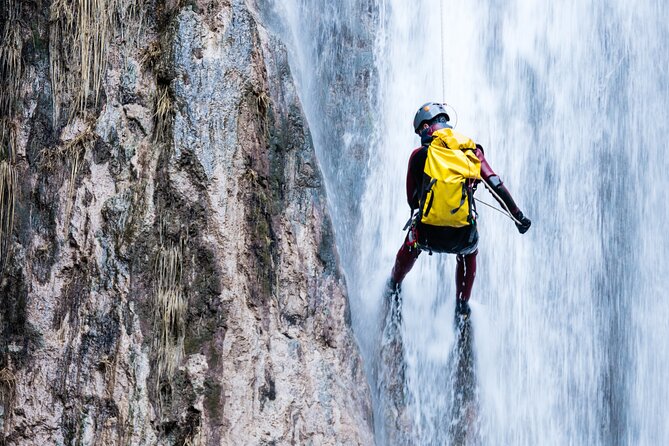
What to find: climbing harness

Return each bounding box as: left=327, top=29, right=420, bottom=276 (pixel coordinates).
left=403, top=211, right=419, bottom=251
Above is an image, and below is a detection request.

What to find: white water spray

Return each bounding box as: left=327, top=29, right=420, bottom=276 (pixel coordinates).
left=264, top=0, right=669, bottom=444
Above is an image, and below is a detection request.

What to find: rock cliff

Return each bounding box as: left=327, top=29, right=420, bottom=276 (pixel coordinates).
left=0, top=0, right=373, bottom=444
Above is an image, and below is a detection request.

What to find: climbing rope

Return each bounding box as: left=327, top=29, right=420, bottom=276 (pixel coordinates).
left=438, top=2, right=516, bottom=226
left=474, top=189, right=523, bottom=225
left=474, top=198, right=515, bottom=220
left=439, top=2, right=459, bottom=129
left=440, top=0, right=446, bottom=103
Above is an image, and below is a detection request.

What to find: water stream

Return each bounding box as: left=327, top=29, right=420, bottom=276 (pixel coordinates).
left=261, top=1, right=669, bottom=444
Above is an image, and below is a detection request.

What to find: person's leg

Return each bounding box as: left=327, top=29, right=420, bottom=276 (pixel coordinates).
left=391, top=241, right=421, bottom=286
left=384, top=240, right=420, bottom=328
left=455, top=249, right=478, bottom=302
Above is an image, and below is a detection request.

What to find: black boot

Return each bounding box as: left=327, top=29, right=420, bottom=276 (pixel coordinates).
left=384, top=279, right=401, bottom=302
left=383, top=279, right=402, bottom=326
left=454, top=299, right=471, bottom=329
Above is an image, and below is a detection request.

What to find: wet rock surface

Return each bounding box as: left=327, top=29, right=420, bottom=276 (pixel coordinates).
left=0, top=0, right=373, bottom=444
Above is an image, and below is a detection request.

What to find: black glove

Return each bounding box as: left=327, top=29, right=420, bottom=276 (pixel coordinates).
left=513, top=211, right=531, bottom=234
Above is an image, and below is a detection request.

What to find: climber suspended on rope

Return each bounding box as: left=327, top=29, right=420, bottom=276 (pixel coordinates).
left=386, top=102, right=531, bottom=323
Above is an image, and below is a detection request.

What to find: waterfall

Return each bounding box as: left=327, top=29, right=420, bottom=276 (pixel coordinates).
left=262, top=0, right=669, bottom=444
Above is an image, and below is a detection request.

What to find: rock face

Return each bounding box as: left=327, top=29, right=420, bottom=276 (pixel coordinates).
left=256, top=0, right=379, bottom=278
left=0, top=0, right=373, bottom=444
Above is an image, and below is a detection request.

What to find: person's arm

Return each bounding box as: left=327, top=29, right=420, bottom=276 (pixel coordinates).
left=406, top=146, right=426, bottom=210
left=475, top=146, right=531, bottom=233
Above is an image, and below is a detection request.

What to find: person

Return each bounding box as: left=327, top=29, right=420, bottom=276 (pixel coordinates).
left=386, top=102, right=531, bottom=323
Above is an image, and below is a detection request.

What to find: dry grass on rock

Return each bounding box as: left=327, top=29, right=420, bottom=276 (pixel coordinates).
left=152, top=229, right=187, bottom=412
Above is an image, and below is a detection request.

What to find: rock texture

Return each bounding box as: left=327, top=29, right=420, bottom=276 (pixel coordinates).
left=256, top=0, right=379, bottom=276
left=0, top=0, right=373, bottom=444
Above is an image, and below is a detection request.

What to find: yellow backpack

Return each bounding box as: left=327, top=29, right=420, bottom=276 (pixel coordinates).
left=419, top=128, right=481, bottom=227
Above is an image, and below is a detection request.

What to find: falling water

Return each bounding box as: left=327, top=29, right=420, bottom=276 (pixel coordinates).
left=262, top=0, right=669, bottom=444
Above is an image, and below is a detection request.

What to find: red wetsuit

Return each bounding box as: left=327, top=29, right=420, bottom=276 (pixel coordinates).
left=390, top=143, right=522, bottom=302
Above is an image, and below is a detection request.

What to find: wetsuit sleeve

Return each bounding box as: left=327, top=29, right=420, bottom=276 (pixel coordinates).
left=475, top=146, right=520, bottom=215
left=406, top=146, right=426, bottom=210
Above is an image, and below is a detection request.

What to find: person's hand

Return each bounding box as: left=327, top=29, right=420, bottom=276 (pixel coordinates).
left=514, top=211, right=531, bottom=234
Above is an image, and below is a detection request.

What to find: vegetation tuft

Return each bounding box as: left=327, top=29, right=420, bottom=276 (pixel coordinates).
left=153, top=84, right=174, bottom=143
left=0, top=367, right=17, bottom=431
left=152, top=229, right=187, bottom=400
left=0, top=9, right=23, bottom=118
left=49, top=0, right=136, bottom=126
left=0, top=0, right=23, bottom=271
left=0, top=160, right=16, bottom=262
left=140, top=40, right=161, bottom=69
left=40, top=124, right=96, bottom=225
